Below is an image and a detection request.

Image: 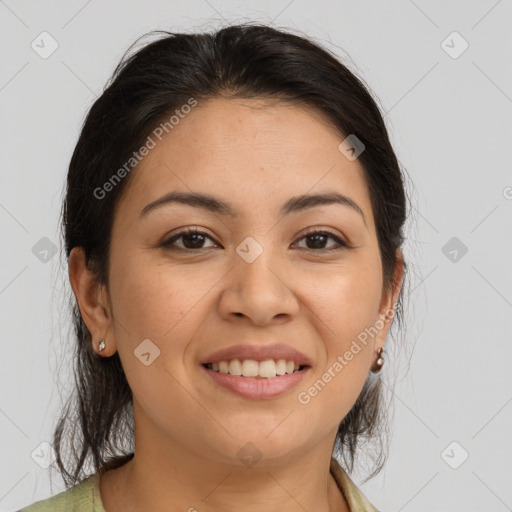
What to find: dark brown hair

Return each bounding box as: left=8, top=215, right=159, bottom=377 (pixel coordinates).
left=54, top=22, right=409, bottom=487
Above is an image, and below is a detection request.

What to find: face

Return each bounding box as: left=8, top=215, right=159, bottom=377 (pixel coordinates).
left=73, top=97, right=401, bottom=467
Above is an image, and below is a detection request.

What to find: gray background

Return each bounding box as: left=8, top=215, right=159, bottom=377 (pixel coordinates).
left=1, top=1, right=511, bottom=510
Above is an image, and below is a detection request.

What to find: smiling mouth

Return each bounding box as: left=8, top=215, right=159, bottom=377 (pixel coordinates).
left=202, top=361, right=310, bottom=379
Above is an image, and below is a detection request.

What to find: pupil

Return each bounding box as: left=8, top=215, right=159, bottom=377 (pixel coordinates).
left=184, top=233, right=204, bottom=248
left=308, top=234, right=326, bottom=249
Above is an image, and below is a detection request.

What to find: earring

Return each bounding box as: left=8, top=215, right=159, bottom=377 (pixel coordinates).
left=98, top=338, right=106, bottom=352
left=370, top=347, right=384, bottom=373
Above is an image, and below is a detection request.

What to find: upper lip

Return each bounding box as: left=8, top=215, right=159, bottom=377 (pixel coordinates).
left=200, top=343, right=312, bottom=366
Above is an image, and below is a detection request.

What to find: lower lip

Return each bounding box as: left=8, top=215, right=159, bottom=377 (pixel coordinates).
left=201, top=365, right=310, bottom=399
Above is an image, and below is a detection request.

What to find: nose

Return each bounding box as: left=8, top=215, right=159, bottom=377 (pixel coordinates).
left=218, top=250, right=300, bottom=326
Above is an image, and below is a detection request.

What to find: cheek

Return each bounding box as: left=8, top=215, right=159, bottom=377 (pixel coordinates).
left=111, top=268, right=171, bottom=338
left=301, top=254, right=382, bottom=407
left=300, top=269, right=380, bottom=420
left=109, top=255, right=221, bottom=367
left=310, top=256, right=383, bottom=342
left=108, top=259, right=208, bottom=408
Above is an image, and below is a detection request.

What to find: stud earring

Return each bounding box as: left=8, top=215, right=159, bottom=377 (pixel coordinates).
left=98, top=338, right=106, bottom=352
left=370, top=347, right=384, bottom=373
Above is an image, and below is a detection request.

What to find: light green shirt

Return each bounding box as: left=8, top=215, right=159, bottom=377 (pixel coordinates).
left=18, top=457, right=379, bottom=511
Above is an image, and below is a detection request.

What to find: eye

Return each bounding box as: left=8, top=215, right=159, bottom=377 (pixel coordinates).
left=293, top=229, right=349, bottom=252
left=161, top=227, right=350, bottom=252
left=161, top=227, right=218, bottom=250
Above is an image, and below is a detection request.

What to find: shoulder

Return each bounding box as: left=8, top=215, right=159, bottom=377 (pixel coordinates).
left=330, top=457, right=380, bottom=512
left=17, top=473, right=104, bottom=512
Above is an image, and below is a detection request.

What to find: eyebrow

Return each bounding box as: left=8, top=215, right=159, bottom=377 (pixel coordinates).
left=140, top=191, right=367, bottom=225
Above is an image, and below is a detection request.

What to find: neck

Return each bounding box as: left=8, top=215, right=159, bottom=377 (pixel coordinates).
left=100, top=440, right=349, bottom=512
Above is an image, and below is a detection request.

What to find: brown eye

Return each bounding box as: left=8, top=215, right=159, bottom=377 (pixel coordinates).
left=294, top=230, right=349, bottom=251
left=162, top=227, right=218, bottom=250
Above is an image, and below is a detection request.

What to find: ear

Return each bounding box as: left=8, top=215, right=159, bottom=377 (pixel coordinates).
left=68, top=247, right=117, bottom=356
left=374, top=249, right=404, bottom=348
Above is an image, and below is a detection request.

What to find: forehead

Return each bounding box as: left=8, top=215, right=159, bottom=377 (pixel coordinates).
left=116, top=97, right=373, bottom=225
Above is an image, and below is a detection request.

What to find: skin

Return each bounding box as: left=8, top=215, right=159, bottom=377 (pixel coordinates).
left=69, top=97, right=403, bottom=512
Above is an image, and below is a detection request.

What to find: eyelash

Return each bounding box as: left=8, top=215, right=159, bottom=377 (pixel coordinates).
left=161, top=226, right=350, bottom=253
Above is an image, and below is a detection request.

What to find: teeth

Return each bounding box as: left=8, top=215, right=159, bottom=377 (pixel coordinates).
left=229, top=359, right=242, bottom=376
left=242, top=359, right=259, bottom=377
left=276, top=359, right=287, bottom=375
left=259, top=360, right=276, bottom=379
left=207, top=359, right=304, bottom=379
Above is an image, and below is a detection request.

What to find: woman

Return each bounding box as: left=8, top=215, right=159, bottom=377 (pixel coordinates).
left=19, top=22, right=407, bottom=511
